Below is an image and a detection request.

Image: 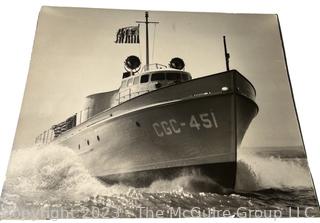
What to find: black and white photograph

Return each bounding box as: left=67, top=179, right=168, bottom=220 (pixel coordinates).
left=0, top=4, right=319, bottom=219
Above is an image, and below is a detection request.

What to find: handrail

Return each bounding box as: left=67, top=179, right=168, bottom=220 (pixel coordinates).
left=141, top=63, right=167, bottom=72
left=35, top=106, right=92, bottom=144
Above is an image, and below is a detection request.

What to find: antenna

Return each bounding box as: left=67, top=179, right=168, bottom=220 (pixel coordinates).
left=223, top=36, right=230, bottom=71
left=136, top=12, right=159, bottom=71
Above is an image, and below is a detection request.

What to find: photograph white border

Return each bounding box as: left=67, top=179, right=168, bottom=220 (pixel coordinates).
left=0, top=0, right=319, bottom=222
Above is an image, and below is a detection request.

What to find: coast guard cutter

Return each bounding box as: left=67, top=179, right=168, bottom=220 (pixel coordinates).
left=35, top=12, right=258, bottom=191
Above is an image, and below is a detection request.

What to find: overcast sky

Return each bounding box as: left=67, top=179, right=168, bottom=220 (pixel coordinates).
left=13, top=6, right=303, bottom=149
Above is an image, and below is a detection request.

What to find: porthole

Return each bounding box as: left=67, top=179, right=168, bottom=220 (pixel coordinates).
left=97, top=135, right=100, bottom=141
left=87, top=140, right=90, bottom=145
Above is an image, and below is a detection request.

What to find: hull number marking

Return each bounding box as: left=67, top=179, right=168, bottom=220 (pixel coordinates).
left=152, top=112, right=218, bottom=137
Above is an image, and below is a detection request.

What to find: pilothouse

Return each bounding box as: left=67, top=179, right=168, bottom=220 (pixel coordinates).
left=117, top=56, right=192, bottom=104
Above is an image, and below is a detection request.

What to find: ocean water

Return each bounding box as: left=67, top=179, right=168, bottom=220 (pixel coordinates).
left=0, top=145, right=319, bottom=219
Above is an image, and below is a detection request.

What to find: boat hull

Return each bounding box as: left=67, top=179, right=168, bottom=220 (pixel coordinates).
left=51, top=70, right=258, bottom=191
left=99, top=162, right=236, bottom=192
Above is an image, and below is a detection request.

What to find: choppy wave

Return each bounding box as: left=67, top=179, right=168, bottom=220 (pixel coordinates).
left=1, top=145, right=318, bottom=219
left=2, top=145, right=314, bottom=200
left=3, top=145, right=111, bottom=201
left=236, top=152, right=313, bottom=191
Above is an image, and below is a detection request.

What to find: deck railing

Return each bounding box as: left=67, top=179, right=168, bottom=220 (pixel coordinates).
left=35, top=106, right=94, bottom=144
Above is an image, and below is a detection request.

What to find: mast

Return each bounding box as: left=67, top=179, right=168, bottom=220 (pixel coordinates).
left=223, top=36, right=230, bottom=71
left=145, top=12, right=149, bottom=70
left=137, top=12, right=159, bottom=71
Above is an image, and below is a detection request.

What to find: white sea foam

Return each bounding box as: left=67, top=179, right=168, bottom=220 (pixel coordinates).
left=3, top=145, right=111, bottom=201
left=1, top=144, right=314, bottom=202
left=236, top=152, right=313, bottom=191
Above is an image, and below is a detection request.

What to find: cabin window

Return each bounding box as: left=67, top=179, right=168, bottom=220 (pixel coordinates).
left=181, top=73, right=189, bottom=81
left=140, top=74, right=149, bottom=83
left=127, top=78, right=133, bottom=87
left=151, top=73, right=165, bottom=81
left=133, top=76, right=140, bottom=85
left=78, top=144, right=80, bottom=150
left=97, top=135, right=100, bottom=141
left=166, top=72, right=180, bottom=81
left=121, top=80, right=127, bottom=88
left=87, top=140, right=90, bottom=145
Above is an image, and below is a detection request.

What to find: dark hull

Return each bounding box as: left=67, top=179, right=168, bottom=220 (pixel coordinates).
left=52, top=70, right=258, bottom=191
left=99, top=162, right=236, bottom=192
left=99, top=93, right=255, bottom=191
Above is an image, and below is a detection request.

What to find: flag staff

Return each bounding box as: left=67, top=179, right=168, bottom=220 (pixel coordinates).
left=137, top=12, right=159, bottom=71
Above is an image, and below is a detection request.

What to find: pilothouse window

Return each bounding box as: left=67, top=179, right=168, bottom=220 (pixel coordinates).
left=151, top=73, right=165, bottom=81
left=166, top=72, right=180, bottom=81
left=140, top=74, right=149, bottom=83
left=182, top=73, right=189, bottom=81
